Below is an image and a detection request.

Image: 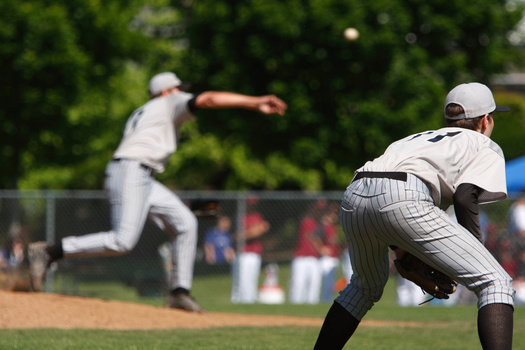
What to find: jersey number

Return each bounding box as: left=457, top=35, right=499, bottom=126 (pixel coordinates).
left=124, top=108, right=145, bottom=134
left=408, top=131, right=461, bottom=143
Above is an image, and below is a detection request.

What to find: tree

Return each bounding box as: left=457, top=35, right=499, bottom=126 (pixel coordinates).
left=6, top=0, right=525, bottom=191
left=0, top=0, right=150, bottom=189
left=166, top=0, right=525, bottom=190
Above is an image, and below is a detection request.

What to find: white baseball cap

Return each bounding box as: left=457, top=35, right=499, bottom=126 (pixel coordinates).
left=444, top=82, right=510, bottom=120
left=148, top=72, right=191, bottom=96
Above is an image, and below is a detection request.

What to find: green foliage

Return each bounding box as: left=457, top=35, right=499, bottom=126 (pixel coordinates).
left=1, top=0, right=152, bottom=189
left=6, top=0, right=525, bottom=190
left=176, top=0, right=525, bottom=189
left=161, top=127, right=324, bottom=190
left=491, top=90, right=525, bottom=161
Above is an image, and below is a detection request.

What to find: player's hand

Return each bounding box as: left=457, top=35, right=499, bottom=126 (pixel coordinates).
left=257, top=95, right=287, bottom=116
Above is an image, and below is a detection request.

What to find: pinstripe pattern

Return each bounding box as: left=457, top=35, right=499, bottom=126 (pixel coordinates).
left=336, top=173, right=515, bottom=321
left=147, top=180, right=197, bottom=290
left=62, top=159, right=198, bottom=290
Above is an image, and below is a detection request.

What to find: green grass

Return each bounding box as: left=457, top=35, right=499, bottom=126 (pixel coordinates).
left=1, top=316, right=523, bottom=350
left=2, top=272, right=525, bottom=349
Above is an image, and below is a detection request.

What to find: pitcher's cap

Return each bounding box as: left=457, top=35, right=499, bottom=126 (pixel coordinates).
left=148, top=72, right=191, bottom=96
left=444, top=82, right=510, bottom=120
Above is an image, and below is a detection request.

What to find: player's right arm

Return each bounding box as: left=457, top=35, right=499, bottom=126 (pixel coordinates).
left=453, top=183, right=483, bottom=243
left=190, top=91, right=287, bottom=116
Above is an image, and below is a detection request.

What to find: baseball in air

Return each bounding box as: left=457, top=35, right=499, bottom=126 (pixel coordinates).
left=344, top=27, right=359, bottom=42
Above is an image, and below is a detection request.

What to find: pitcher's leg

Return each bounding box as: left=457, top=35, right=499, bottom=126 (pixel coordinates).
left=147, top=181, right=197, bottom=291
left=63, top=161, right=152, bottom=257
left=28, top=161, right=153, bottom=292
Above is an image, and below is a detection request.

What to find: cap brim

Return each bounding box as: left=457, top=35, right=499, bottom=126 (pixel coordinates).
left=494, top=105, right=511, bottom=113
left=177, top=82, right=192, bottom=91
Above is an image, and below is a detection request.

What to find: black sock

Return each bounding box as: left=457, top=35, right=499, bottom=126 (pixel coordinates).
left=314, top=302, right=360, bottom=350
left=46, top=241, right=64, bottom=262
left=477, top=303, right=513, bottom=350
left=171, top=287, right=189, bottom=296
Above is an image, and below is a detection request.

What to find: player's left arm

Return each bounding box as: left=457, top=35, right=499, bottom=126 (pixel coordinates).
left=189, top=91, right=287, bottom=116
left=453, top=183, right=483, bottom=243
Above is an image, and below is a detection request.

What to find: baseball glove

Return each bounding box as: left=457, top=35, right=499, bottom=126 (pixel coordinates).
left=394, top=252, right=458, bottom=301
left=190, top=199, right=220, bottom=218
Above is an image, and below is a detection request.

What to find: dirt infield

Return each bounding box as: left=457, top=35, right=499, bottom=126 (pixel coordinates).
left=0, top=291, right=422, bottom=330
left=0, top=291, right=323, bottom=330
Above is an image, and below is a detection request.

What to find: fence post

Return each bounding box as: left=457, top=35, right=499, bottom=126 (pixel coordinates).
left=45, top=191, right=55, bottom=293
left=235, top=194, right=246, bottom=254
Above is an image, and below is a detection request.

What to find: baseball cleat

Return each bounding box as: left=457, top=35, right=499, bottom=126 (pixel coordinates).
left=28, top=242, right=51, bottom=292
left=166, top=293, right=207, bottom=313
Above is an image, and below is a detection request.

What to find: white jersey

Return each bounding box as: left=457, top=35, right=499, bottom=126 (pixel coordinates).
left=113, top=92, right=196, bottom=173
left=356, top=127, right=507, bottom=206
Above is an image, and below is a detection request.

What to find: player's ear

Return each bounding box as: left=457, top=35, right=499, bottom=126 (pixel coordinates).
left=479, top=114, right=489, bottom=129
left=484, top=113, right=493, bottom=127
left=478, top=114, right=493, bottom=135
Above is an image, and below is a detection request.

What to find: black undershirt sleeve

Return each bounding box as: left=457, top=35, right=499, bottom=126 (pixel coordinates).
left=453, top=183, right=483, bottom=243
left=187, top=93, right=201, bottom=112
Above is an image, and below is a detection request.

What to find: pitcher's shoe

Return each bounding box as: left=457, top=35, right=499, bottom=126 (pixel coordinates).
left=28, top=242, right=51, bottom=292
left=166, top=293, right=207, bottom=313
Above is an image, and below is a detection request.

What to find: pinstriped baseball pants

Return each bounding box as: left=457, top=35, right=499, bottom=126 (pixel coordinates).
left=62, top=159, right=198, bottom=290
left=335, top=173, right=515, bottom=321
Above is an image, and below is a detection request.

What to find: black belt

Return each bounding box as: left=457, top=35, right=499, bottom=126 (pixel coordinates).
left=112, top=158, right=154, bottom=173
left=353, top=171, right=407, bottom=182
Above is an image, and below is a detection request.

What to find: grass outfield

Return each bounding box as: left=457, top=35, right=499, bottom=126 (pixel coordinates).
left=1, top=309, right=523, bottom=349
left=0, top=274, right=523, bottom=349
left=0, top=323, right=508, bottom=350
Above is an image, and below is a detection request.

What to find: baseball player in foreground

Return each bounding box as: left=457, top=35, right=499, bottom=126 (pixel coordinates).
left=28, top=72, right=287, bottom=313
left=314, top=82, right=515, bottom=349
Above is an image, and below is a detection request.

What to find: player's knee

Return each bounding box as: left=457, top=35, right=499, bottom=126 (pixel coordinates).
left=336, top=283, right=384, bottom=320
left=476, top=277, right=515, bottom=309
left=179, top=212, right=198, bottom=235
left=100, top=230, right=138, bottom=254
left=112, top=233, right=139, bottom=253
left=113, top=240, right=135, bottom=254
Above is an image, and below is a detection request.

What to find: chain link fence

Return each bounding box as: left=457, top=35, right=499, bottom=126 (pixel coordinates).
left=0, top=190, right=524, bottom=305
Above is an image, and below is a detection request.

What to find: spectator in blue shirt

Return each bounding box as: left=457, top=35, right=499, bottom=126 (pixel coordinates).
left=204, top=216, right=235, bottom=265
